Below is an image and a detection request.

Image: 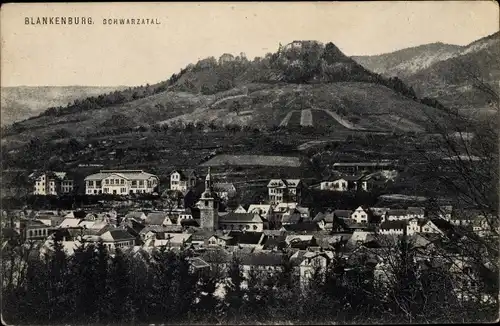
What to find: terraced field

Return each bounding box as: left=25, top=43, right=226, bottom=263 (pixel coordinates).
left=200, top=154, right=301, bottom=167
left=284, top=110, right=303, bottom=127
left=375, top=114, right=425, bottom=132
left=300, top=109, right=313, bottom=126
left=310, top=109, right=349, bottom=130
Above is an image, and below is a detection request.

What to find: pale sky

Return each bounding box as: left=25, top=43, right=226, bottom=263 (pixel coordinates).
left=1, top=1, right=498, bottom=87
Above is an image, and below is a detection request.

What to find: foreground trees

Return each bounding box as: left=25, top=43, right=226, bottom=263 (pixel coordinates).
left=2, top=235, right=497, bottom=324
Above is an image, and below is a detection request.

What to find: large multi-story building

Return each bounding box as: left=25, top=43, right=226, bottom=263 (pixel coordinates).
left=84, top=170, right=159, bottom=195
left=30, top=171, right=74, bottom=196
left=267, top=179, right=302, bottom=205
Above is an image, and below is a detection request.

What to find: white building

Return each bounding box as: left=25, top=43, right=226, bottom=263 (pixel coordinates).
left=84, top=170, right=159, bottom=195
left=351, top=206, right=369, bottom=224
left=30, top=171, right=73, bottom=196
left=170, top=170, right=197, bottom=192
left=267, top=179, right=302, bottom=205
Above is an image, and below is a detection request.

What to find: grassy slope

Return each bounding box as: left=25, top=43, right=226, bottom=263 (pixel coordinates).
left=2, top=81, right=445, bottom=146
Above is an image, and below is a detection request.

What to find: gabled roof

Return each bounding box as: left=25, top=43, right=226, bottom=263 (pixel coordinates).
left=145, top=212, right=169, bottom=226
left=313, top=211, right=335, bottom=223
left=171, top=169, right=196, bottom=179
left=247, top=204, right=272, bottom=215
left=101, top=229, right=135, bottom=242
left=236, top=251, right=284, bottom=266
left=219, top=212, right=264, bottom=223
left=226, top=231, right=263, bottom=246
left=379, top=220, right=407, bottom=230
left=85, top=170, right=157, bottom=181
left=387, top=209, right=408, bottom=216
left=59, top=218, right=83, bottom=228
left=282, top=222, right=321, bottom=232
left=407, top=207, right=425, bottom=215
left=125, top=211, right=146, bottom=219
left=261, top=235, right=287, bottom=250
left=213, top=183, right=236, bottom=192
left=333, top=210, right=352, bottom=218
left=267, top=179, right=301, bottom=188
left=282, top=210, right=302, bottom=224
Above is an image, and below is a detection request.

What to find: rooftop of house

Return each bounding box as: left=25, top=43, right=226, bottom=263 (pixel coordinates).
left=333, top=210, right=352, bottom=218
left=85, top=170, right=157, bottom=181
left=100, top=229, right=135, bottom=242
left=387, top=209, right=409, bottom=216
left=124, top=211, right=146, bottom=219
left=247, top=204, right=272, bottom=215
left=281, top=221, right=322, bottom=233
left=267, top=179, right=301, bottom=188
left=379, top=220, right=407, bottom=230
left=219, top=212, right=264, bottom=223
left=213, top=183, right=236, bottom=192
left=171, top=169, right=196, bottom=179
left=145, top=212, right=170, bottom=226
left=235, top=251, right=285, bottom=266
left=59, top=218, right=83, bottom=228
left=226, top=231, right=264, bottom=246
left=313, top=211, right=335, bottom=223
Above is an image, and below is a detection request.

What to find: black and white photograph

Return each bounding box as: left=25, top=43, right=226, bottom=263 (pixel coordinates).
left=1, top=1, right=499, bottom=324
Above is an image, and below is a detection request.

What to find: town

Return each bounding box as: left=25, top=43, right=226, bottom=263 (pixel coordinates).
left=3, top=164, right=497, bottom=307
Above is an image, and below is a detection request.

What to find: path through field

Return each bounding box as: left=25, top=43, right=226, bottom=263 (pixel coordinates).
left=377, top=114, right=425, bottom=132
left=300, top=109, right=313, bottom=126
left=279, top=110, right=296, bottom=127
left=319, top=108, right=365, bottom=130
left=210, top=94, right=248, bottom=108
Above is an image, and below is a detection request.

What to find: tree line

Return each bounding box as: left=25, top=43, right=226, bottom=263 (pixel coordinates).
left=2, top=234, right=496, bottom=325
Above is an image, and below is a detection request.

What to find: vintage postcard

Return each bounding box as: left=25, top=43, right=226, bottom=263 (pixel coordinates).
left=1, top=1, right=499, bottom=325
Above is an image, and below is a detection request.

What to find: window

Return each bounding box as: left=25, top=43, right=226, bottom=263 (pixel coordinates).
left=121, top=179, right=125, bottom=185
left=245, top=225, right=250, bottom=230
left=205, top=201, right=208, bottom=207
left=131, top=181, right=137, bottom=188
left=121, top=188, right=126, bottom=193
left=253, top=225, right=258, bottom=230
left=29, top=230, right=33, bottom=237
left=105, top=179, right=109, bottom=185
left=110, top=179, right=114, bottom=185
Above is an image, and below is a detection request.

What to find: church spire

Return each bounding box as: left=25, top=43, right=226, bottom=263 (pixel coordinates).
left=205, top=167, right=212, bottom=191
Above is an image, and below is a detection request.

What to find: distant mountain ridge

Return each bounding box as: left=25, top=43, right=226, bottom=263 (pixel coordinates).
left=352, top=32, right=500, bottom=113
left=352, top=42, right=464, bottom=78
left=1, top=86, right=127, bottom=126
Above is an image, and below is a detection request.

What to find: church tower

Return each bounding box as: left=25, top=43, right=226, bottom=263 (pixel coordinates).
left=198, top=167, right=219, bottom=230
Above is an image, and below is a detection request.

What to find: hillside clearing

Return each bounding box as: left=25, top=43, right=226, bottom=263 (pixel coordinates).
left=300, top=109, right=313, bottom=126
left=200, top=155, right=301, bottom=167
left=319, top=108, right=365, bottom=130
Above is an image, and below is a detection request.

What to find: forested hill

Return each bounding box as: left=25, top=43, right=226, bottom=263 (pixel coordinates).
left=3, top=40, right=453, bottom=145
left=28, top=41, right=419, bottom=120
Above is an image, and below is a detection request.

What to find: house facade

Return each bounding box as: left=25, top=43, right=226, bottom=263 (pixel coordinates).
left=170, top=170, right=197, bottom=192
left=267, top=179, right=302, bottom=205
left=31, top=171, right=74, bottom=196
left=218, top=212, right=265, bottom=232
left=213, top=183, right=237, bottom=201
left=84, top=170, right=159, bottom=195
left=351, top=206, right=369, bottom=224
